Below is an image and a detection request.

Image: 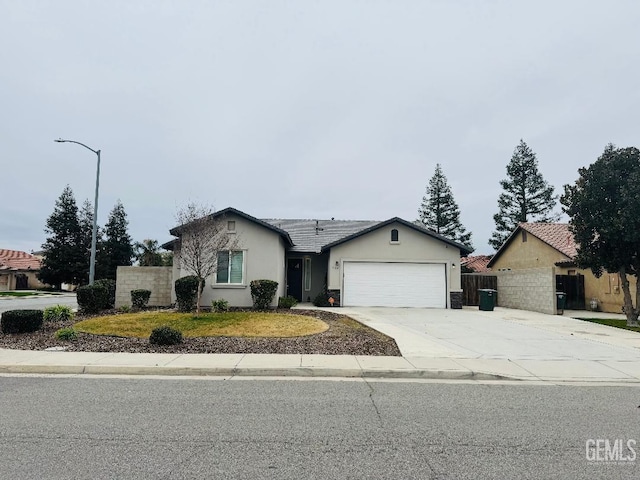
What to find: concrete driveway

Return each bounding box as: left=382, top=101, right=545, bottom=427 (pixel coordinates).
left=340, top=306, right=640, bottom=361
left=329, top=306, right=640, bottom=382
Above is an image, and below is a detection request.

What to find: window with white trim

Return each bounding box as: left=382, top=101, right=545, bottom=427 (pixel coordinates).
left=216, top=251, right=244, bottom=284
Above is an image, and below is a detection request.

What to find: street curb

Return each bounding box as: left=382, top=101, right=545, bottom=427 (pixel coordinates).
left=0, top=363, right=513, bottom=380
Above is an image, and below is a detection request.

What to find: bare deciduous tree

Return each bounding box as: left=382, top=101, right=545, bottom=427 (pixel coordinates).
left=173, top=203, right=239, bottom=312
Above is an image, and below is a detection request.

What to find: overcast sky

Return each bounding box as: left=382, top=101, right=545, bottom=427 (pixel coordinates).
left=2, top=1, right=639, bottom=256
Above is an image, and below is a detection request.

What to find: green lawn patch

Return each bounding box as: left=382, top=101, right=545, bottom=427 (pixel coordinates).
left=74, top=311, right=329, bottom=338
left=0, top=291, right=40, bottom=297
left=576, top=318, right=640, bottom=333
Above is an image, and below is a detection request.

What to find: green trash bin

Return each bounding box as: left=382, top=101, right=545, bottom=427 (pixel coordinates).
left=479, top=289, right=497, bottom=311
left=556, top=292, right=567, bottom=315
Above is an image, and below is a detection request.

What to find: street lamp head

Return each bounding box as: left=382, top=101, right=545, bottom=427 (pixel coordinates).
left=54, top=138, right=65, bottom=143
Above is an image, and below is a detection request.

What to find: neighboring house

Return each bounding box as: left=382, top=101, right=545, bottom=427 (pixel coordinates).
left=0, top=249, right=45, bottom=291
left=165, top=207, right=473, bottom=309
left=487, top=223, right=632, bottom=313
left=461, top=255, right=492, bottom=273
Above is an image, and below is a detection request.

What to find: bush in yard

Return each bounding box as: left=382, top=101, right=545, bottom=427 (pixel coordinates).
left=211, top=298, right=229, bottom=313
left=1, top=309, right=44, bottom=334
left=76, top=283, right=109, bottom=314
left=313, top=292, right=330, bottom=307
left=175, top=275, right=199, bottom=312
left=43, top=305, right=74, bottom=323
left=250, top=280, right=279, bottom=310
left=55, top=327, right=77, bottom=341
left=131, top=289, right=152, bottom=309
left=149, top=325, right=183, bottom=345
left=278, top=296, right=298, bottom=309
left=94, top=279, right=116, bottom=309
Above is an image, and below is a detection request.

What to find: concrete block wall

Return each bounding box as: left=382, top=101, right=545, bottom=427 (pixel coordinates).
left=495, top=267, right=556, bottom=315
left=115, top=266, right=173, bottom=308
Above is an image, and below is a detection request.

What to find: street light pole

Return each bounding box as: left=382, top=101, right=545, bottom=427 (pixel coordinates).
left=55, top=138, right=101, bottom=285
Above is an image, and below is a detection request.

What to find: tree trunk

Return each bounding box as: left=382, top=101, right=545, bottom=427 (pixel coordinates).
left=196, top=278, right=203, bottom=314
left=619, top=267, right=639, bottom=327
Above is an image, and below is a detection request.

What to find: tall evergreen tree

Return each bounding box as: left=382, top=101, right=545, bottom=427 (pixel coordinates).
left=77, top=199, right=99, bottom=285
left=418, top=164, right=473, bottom=249
left=38, top=186, right=85, bottom=288
left=489, top=140, right=559, bottom=250
left=98, top=200, right=134, bottom=279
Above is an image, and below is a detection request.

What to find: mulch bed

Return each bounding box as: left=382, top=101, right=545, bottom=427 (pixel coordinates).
left=0, top=309, right=401, bottom=356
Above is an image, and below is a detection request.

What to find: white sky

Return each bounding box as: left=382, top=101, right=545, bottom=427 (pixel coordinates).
left=2, top=1, right=639, bottom=255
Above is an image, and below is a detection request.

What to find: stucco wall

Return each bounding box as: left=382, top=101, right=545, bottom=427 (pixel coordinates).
left=327, top=222, right=462, bottom=298
left=115, top=266, right=173, bottom=308
left=0, top=271, right=44, bottom=291
left=172, top=213, right=286, bottom=308
left=495, top=267, right=556, bottom=315
left=556, top=265, right=633, bottom=314
left=491, top=233, right=570, bottom=270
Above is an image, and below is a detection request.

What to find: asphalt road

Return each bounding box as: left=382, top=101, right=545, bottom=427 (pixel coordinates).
left=0, top=377, right=638, bottom=479
left=0, top=293, right=77, bottom=313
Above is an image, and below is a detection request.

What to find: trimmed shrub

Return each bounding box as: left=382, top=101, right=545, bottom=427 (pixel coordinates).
left=250, top=279, right=279, bottom=310
left=278, top=296, right=298, bottom=309
left=149, top=325, right=183, bottom=345
left=94, top=279, right=116, bottom=309
left=313, top=292, right=330, bottom=307
left=43, top=305, right=74, bottom=323
left=211, top=299, right=229, bottom=313
left=55, top=327, right=77, bottom=341
left=1, top=310, right=44, bottom=334
left=131, top=289, right=152, bottom=309
left=76, top=283, right=109, bottom=314
left=175, top=275, right=199, bottom=312
left=118, top=305, right=132, bottom=313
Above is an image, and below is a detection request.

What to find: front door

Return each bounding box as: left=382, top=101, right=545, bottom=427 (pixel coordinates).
left=15, top=274, right=28, bottom=290
left=286, top=258, right=303, bottom=301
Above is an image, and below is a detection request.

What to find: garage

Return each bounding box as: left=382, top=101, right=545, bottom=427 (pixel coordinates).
left=342, top=261, right=447, bottom=308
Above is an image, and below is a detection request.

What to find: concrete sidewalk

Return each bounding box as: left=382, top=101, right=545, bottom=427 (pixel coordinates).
left=1, top=306, right=640, bottom=383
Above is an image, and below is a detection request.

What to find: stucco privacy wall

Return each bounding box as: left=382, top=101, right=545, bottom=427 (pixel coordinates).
left=328, top=222, right=461, bottom=295
left=115, top=266, right=172, bottom=308
left=495, top=267, right=556, bottom=315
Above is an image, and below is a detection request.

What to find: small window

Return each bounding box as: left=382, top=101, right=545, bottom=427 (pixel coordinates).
left=216, top=250, right=244, bottom=284
left=227, top=220, right=236, bottom=232
left=391, top=229, right=399, bottom=242
left=304, top=257, right=312, bottom=291
left=521, top=231, right=528, bottom=242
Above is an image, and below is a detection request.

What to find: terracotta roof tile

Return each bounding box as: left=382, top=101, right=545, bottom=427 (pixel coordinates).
left=460, top=255, right=493, bottom=273
left=0, top=249, right=42, bottom=271
left=519, top=223, right=578, bottom=259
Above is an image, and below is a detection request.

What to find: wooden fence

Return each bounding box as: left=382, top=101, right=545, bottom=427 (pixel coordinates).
left=462, top=274, right=497, bottom=306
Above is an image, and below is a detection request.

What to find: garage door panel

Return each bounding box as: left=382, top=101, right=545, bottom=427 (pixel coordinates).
left=343, top=262, right=446, bottom=308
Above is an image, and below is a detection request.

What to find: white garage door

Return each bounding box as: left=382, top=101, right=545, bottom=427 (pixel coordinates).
left=342, top=262, right=447, bottom=308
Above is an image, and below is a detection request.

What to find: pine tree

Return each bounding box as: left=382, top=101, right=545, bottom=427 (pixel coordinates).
left=489, top=140, right=559, bottom=250
left=98, top=200, right=134, bottom=279
left=417, top=164, right=473, bottom=249
left=77, top=199, right=99, bottom=285
left=38, top=186, right=85, bottom=288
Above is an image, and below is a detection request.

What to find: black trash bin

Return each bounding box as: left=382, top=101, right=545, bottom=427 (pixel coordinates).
left=556, top=292, right=567, bottom=315
left=478, top=289, right=497, bottom=311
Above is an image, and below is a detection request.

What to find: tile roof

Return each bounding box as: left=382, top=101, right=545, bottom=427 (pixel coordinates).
left=461, top=255, right=492, bottom=273
left=262, top=219, right=380, bottom=253
left=0, top=249, right=42, bottom=271
left=519, top=223, right=578, bottom=259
